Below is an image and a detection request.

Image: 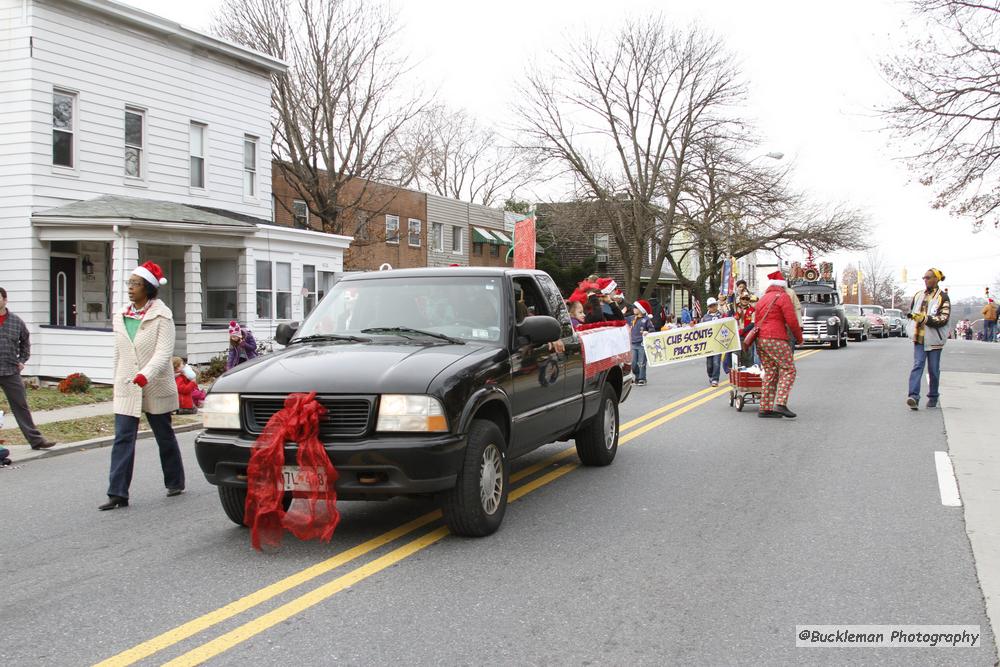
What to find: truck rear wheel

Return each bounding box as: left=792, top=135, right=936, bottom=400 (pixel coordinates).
left=441, top=419, right=509, bottom=537
left=574, top=384, right=619, bottom=466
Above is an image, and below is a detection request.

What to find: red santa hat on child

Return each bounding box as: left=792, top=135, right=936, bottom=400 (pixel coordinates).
left=132, top=261, right=167, bottom=287
left=597, top=277, right=617, bottom=295
left=634, top=299, right=652, bottom=316
left=229, top=320, right=242, bottom=337
left=766, top=270, right=787, bottom=288
left=568, top=289, right=588, bottom=305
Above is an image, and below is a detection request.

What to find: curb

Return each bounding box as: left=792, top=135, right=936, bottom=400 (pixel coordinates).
left=8, top=421, right=204, bottom=464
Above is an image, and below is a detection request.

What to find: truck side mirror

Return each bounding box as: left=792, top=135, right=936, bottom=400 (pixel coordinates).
left=274, top=321, right=299, bottom=346
left=517, top=316, right=562, bottom=345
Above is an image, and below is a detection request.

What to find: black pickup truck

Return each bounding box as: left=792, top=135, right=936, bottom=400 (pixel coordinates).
left=195, top=267, right=633, bottom=536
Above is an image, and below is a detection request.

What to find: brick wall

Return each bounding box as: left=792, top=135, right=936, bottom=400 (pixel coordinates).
left=271, top=167, right=428, bottom=272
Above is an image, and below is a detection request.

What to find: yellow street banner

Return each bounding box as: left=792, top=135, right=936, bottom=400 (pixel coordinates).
left=643, top=317, right=742, bottom=367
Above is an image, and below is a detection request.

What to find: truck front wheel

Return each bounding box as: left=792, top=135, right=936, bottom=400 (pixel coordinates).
left=574, top=384, right=619, bottom=466
left=218, top=485, right=247, bottom=526
left=441, top=419, right=509, bottom=537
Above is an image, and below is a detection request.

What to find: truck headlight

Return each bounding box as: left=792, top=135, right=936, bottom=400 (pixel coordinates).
left=202, top=393, right=241, bottom=430
left=827, top=317, right=839, bottom=326
left=377, top=395, right=448, bottom=432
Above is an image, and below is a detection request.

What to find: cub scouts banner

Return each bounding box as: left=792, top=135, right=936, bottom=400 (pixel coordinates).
left=643, top=317, right=741, bottom=367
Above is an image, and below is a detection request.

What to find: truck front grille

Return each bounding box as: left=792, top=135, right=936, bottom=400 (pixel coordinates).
left=801, top=320, right=828, bottom=337
left=242, top=395, right=374, bottom=438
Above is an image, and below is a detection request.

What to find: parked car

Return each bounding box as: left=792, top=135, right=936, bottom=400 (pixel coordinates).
left=883, top=308, right=906, bottom=337
left=861, top=304, right=888, bottom=338
left=843, top=304, right=871, bottom=341
left=195, top=267, right=633, bottom=537
left=791, top=280, right=850, bottom=349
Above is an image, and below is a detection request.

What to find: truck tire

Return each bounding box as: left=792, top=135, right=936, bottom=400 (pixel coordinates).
left=218, top=486, right=292, bottom=527
left=441, top=419, right=509, bottom=537
left=218, top=485, right=247, bottom=526
left=574, top=384, right=619, bottom=467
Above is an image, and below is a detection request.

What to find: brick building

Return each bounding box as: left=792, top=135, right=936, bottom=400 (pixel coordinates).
left=272, top=166, right=428, bottom=272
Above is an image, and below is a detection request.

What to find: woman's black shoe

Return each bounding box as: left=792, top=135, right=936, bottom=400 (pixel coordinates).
left=166, top=488, right=184, bottom=497
left=98, top=496, right=129, bottom=511
left=774, top=405, right=797, bottom=418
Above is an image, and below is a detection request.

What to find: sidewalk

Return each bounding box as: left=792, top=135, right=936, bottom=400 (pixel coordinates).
left=941, top=352, right=1000, bottom=656
left=3, top=399, right=202, bottom=464
left=31, top=400, right=115, bottom=425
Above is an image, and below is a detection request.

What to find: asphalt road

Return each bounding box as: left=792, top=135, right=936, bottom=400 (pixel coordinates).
left=1, top=337, right=995, bottom=666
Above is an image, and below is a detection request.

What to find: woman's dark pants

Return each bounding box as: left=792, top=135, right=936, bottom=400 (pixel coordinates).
left=108, top=412, right=185, bottom=499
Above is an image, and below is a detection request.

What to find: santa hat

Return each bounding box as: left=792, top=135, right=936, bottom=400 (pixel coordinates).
left=567, top=289, right=588, bottom=305
left=613, top=289, right=625, bottom=301
left=229, top=320, right=242, bottom=337
left=634, top=299, right=652, bottom=316
left=578, top=280, right=601, bottom=294
left=597, top=277, right=617, bottom=295
left=132, top=261, right=167, bottom=287
left=766, top=270, right=787, bottom=288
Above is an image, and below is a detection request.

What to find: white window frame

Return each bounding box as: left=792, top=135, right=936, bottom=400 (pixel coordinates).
left=595, top=233, right=610, bottom=263
left=189, top=122, right=207, bottom=190
left=255, top=260, right=273, bottom=319
left=385, top=215, right=400, bottom=245
left=293, top=200, right=309, bottom=229
left=243, top=135, right=258, bottom=198
left=408, top=218, right=422, bottom=247
left=52, top=88, right=77, bottom=172
left=124, top=106, right=145, bottom=181
left=431, top=222, right=444, bottom=252
left=451, top=225, right=463, bottom=253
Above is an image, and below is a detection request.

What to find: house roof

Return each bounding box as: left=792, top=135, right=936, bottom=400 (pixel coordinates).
left=33, top=195, right=258, bottom=230
left=67, top=0, right=287, bottom=74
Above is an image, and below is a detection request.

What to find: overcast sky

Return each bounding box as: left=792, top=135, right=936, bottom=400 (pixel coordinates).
left=125, top=0, right=1000, bottom=300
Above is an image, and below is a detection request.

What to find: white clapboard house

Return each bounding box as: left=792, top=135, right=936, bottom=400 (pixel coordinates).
left=0, top=0, right=351, bottom=382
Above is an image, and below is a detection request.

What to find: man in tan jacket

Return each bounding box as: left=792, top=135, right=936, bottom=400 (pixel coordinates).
left=983, top=298, right=997, bottom=342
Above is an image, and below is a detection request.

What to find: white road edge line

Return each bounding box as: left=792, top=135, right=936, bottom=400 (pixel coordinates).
left=934, top=451, right=963, bottom=507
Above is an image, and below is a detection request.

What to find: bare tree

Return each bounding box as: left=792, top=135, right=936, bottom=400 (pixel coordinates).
left=883, top=0, right=1000, bottom=231
left=516, top=18, right=745, bottom=298
left=856, top=250, right=906, bottom=308
left=666, top=138, right=868, bottom=304
left=393, top=106, right=538, bottom=206
left=214, top=0, right=425, bottom=240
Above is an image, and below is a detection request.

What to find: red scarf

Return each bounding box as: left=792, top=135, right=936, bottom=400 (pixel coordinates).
left=124, top=299, right=154, bottom=319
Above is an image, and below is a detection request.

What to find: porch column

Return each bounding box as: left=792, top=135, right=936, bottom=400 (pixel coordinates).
left=111, top=231, right=139, bottom=311
left=185, top=244, right=203, bottom=339
left=240, top=246, right=255, bottom=330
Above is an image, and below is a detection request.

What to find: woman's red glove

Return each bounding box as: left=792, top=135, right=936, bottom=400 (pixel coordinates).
left=133, top=374, right=148, bottom=387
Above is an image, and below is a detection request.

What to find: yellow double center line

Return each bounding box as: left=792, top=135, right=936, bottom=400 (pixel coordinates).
left=98, top=350, right=818, bottom=667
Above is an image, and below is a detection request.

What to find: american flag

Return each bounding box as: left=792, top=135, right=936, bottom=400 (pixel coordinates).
left=693, top=299, right=703, bottom=320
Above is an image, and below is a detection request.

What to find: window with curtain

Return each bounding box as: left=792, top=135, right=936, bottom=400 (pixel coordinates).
left=275, top=262, right=291, bottom=319
left=303, top=264, right=317, bottom=315
left=256, top=260, right=272, bottom=318
left=203, top=258, right=237, bottom=320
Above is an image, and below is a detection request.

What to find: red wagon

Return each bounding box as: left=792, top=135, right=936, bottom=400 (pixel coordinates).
left=728, top=368, right=763, bottom=412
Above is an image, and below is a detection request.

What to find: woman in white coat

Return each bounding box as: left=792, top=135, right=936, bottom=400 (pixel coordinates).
left=99, top=261, right=184, bottom=510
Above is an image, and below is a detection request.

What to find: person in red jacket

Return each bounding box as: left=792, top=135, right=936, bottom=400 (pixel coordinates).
left=172, top=356, right=198, bottom=415
left=756, top=271, right=804, bottom=419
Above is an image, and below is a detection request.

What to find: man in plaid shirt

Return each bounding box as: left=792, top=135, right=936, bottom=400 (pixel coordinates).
left=906, top=269, right=951, bottom=410
left=0, top=287, right=55, bottom=449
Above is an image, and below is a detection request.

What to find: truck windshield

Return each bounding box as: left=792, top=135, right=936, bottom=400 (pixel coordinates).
left=795, top=291, right=834, bottom=304
left=295, top=276, right=505, bottom=344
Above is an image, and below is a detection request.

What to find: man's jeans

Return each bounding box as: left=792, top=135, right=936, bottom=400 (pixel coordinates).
left=985, top=319, right=997, bottom=342
left=908, top=344, right=942, bottom=400
left=706, top=355, right=721, bottom=383
left=632, top=343, right=647, bottom=382
left=108, top=412, right=185, bottom=499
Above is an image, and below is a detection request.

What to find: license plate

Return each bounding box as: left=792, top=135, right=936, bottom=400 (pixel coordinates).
left=281, top=465, right=329, bottom=492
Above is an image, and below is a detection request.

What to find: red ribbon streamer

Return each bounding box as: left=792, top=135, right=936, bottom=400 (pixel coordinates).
left=244, top=392, right=340, bottom=550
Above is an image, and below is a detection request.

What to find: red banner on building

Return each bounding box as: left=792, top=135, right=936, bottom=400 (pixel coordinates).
left=513, top=217, right=536, bottom=269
